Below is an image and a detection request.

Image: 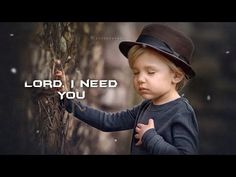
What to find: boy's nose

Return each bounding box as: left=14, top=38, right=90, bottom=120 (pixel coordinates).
left=137, top=74, right=145, bottom=84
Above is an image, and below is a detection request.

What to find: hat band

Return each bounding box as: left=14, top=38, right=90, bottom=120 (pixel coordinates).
left=136, top=35, right=189, bottom=64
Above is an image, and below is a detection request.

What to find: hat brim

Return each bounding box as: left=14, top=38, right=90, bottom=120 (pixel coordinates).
left=119, top=41, right=195, bottom=79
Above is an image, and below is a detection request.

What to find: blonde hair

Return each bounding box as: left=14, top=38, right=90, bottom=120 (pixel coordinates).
left=128, top=45, right=187, bottom=91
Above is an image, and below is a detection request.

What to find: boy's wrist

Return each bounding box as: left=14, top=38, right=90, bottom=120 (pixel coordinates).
left=142, top=128, right=157, bottom=147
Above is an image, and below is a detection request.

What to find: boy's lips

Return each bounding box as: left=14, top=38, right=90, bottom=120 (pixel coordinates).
left=138, top=87, right=150, bottom=93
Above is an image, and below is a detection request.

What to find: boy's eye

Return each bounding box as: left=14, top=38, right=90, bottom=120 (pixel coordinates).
left=133, top=72, right=139, bottom=75
left=148, top=71, right=155, bottom=75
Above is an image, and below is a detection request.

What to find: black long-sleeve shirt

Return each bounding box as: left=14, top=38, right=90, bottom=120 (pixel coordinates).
left=62, top=97, right=199, bottom=154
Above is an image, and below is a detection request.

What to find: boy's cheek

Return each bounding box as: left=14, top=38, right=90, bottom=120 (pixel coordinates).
left=133, top=81, right=138, bottom=90
left=134, top=86, right=140, bottom=94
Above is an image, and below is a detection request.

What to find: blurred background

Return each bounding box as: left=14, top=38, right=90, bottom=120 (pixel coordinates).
left=0, top=22, right=235, bottom=154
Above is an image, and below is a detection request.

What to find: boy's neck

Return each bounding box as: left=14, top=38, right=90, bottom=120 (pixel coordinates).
left=152, top=91, right=180, bottom=105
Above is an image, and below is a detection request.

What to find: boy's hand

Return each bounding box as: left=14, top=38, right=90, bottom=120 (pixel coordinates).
left=54, top=69, right=67, bottom=92
left=135, top=119, right=155, bottom=146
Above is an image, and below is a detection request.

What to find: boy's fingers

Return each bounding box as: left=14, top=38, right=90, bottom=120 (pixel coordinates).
left=135, top=127, right=140, bottom=132
left=136, top=140, right=142, bottom=146
left=55, top=74, right=62, bottom=78
left=55, top=70, right=63, bottom=75
left=137, top=123, right=144, bottom=128
left=148, top=119, right=154, bottom=126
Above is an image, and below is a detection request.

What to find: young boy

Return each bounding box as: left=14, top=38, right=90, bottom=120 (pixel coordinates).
left=58, top=24, right=199, bottom=154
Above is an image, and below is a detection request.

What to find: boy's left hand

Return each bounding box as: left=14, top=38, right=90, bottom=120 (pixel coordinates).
left=135, top=119, right=155, bottom=146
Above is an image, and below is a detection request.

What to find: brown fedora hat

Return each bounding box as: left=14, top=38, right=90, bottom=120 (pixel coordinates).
left=119, top=24, right=195, bottom=79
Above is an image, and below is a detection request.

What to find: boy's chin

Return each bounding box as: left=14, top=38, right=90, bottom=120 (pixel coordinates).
left=139, top=94, right=153, bottom=100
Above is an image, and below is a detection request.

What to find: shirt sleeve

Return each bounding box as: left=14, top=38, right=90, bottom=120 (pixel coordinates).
left=141, top=111, right=199, bottom=155
left=61, top=98, right=143, bottom=132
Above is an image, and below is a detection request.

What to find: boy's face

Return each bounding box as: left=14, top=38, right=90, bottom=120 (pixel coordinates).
left=132, top=51, right=178, bottom=105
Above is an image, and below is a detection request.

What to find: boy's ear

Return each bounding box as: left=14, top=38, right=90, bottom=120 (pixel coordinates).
left=172, top=72, right=184, bottom=84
